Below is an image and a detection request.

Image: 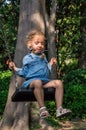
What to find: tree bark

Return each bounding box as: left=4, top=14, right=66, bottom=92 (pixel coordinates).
left=78, top=1, right=86, bottom=68
left=0, top=0, right=57, bottom=130
left=45, top=0, right=57, bottom=79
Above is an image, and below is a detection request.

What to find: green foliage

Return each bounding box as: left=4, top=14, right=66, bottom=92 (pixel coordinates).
left=0, top=71, right=11, bottom=119
left=45, top=116, right=60, bottom=127
left=0, top=0, right=19, bottom=70
left=30, top=121, right=41, bottom=130
left=45, top=101, right=56, bottom=117
left=63, top=69, right=86, bottom=119
left=46, top=69, right=86, bottom=119
left=55, top=0, right=82, bottom=76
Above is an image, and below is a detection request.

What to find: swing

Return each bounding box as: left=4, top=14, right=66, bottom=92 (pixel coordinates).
left=5, top=44, right=55, bottom=102
left=12, top=87, right=55, bottom=102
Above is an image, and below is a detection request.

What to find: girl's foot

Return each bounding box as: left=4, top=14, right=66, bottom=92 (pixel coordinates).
left=56, top=107, right=72, bottom=118
left=39, top=106, right=49, bottom=119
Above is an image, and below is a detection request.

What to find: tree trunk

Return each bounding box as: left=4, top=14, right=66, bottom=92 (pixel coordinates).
left=0, top=0, right=57, bottom=130
left=78, top=1, right=86, bottom=68
left=45, top=0, right=57, bottom=79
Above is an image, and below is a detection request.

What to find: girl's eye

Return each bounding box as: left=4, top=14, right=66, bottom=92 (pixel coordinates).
left=35, top=42, right=38, bottom=45
left=41, top=42, right=44, bottom=45
left=35, top=42, right=44, bottom=45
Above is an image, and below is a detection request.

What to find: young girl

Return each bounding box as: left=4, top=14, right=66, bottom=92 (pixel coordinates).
left=9, top=30, right=71, bottom=118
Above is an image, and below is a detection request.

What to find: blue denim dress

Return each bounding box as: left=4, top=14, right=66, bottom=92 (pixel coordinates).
left=17, top=53, right=51, bottom=88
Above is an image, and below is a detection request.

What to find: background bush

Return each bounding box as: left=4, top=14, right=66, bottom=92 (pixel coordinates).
left=46, top=69, right=86, bottom=119
left=0, top=71, right=11, bottom=120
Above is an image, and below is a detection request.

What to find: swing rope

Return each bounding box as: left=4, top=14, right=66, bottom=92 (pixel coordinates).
left=5, top=40, right=18, bottom=88
left=0, top=24, right=18, bottom=88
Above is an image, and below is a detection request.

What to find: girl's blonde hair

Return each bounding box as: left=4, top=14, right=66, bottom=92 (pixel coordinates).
left=26, top=30, right=45, bottom=47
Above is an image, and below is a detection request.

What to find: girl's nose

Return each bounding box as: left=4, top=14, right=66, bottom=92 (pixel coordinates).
left=38, top=42, right=42, bottom=46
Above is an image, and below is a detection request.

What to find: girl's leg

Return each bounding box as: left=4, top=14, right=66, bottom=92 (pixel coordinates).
left=43, top=80, right=63, bottom=109
left=43, top=80, right=72, bottom=117
left=30, top=79, right=49, bottom=118
left=30, top=79, right=44, bottom=108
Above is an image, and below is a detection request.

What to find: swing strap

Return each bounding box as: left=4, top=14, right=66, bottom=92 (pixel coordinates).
left=2, top=27, right=18, bottom=88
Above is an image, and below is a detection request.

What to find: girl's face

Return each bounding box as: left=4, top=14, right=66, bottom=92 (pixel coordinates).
left=27, top=34, right=45, bottom=54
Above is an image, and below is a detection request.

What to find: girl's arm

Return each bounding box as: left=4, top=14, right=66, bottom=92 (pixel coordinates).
left=9, top=61, right=28, bottom=78
left=16, top=55, right=31, bottom=77
left=48, top=57, right=57, bottom=71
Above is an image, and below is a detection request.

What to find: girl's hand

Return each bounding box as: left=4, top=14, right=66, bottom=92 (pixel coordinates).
left=8, top=61, right=17, bottom=71
left=49, top=57, right=57, bottom=65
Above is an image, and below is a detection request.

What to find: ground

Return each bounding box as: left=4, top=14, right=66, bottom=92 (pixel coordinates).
left=57, top=119, right=86, bottom=130
left=30, top=103, right=86, bottom=130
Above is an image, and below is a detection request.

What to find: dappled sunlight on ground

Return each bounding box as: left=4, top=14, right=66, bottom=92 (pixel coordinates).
left=58, top=119, right=86, bottom=130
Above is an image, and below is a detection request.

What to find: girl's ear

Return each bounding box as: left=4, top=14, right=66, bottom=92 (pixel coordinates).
left=27, top=42, right=33, bottom=52
left=29, top=47, right=32, bottom=51
left=27, top=41, right=32, bottom=48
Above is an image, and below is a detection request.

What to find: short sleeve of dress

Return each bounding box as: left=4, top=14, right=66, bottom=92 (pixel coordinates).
left=22, top=54, right=31, bottom=65
left=17, top=54, right=32, bottom=77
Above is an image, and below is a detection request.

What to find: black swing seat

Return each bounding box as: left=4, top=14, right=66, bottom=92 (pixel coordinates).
left=11, top=87, right=55, bottom=102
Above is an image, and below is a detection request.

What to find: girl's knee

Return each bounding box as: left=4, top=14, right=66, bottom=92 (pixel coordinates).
left=32, top=79, right=42, bottom=88
left=34, top=79, right=42, bottom=84
left=55, top=80, right=63, bottom=88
